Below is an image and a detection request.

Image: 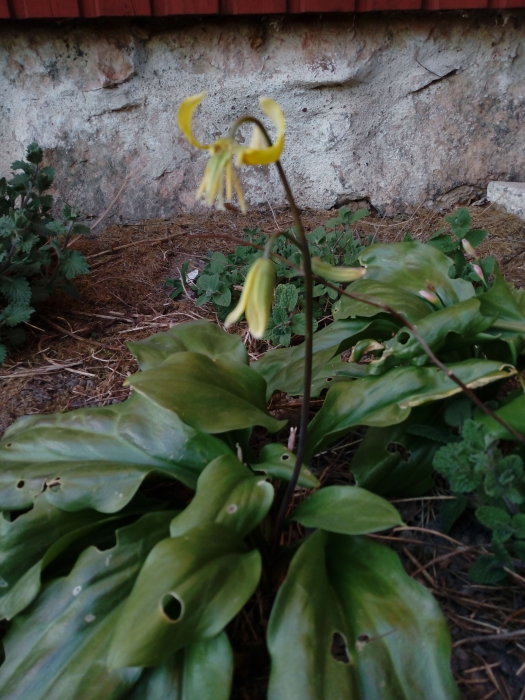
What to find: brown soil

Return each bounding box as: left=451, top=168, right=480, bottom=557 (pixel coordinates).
left=1, top=204, right=525, bottom=698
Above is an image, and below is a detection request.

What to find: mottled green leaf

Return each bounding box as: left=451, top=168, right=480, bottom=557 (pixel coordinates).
left=128, top=351, right=284, bottom=434
left=126, top=634, right=233, bottom=700
left=253, top=319, right=394, bottom=398
left=252, top=443, right=319, bottom=488
left=334, top=279, right=433, bottom=323
left=0, top=512, right=173, bottom=700
left=128, top=320, right=247, bottom=371
left=306, top=360, right=515, bottom=459
left=108, top=523, right=261, bottom=667
left=267, top=532, right=459, bottom=700
left=0, top=499, right=113, bottom=619
left=0, top=394, right=230, bottom=512
left=169, top=454, right=273, bottom=538
left=293, top=486, right=403, bottom=535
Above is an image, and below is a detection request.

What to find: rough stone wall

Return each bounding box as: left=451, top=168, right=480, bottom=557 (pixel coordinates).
left=0, top=12, right=523, bottom=223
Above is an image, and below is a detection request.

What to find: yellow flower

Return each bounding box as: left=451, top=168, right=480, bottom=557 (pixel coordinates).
left=177, top=93, right=286, bottom=212
left=311, top=257, right=366, bottom=283
left=224, top=258, right=276, bottom=339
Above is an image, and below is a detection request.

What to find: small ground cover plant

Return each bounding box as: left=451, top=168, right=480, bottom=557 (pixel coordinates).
left=167, top=207, right=369, bottom=346
left=0, top=143, right=90, bottom=363
left=0, top=95, right=524, bottom=699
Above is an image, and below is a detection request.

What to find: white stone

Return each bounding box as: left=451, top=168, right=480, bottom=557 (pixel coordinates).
left=0, top=13, right=523, bottom=223
left=487, top=182, right=525, bottom=221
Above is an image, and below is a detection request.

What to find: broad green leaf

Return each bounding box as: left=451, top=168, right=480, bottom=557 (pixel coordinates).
left=358, top=242, right=474, bottom=305
left=293, top=486, right=403, bottom=534
left=128, top=320, right=247, bottom=370
left=351, top=421, right=438, bottom=496
left=267, top=531, right=459, bottom=700
left=306, top=360, right=515, bottom=459
left=268, top=531, right=358, bottom=700
left=126, top=633, right=233, bottom=700
left=0, top=512, right=173, bottom=700
left=0, top=499, right=113, bottom=619
left=0, top=394, right=230, bottom=512
left=475, top=392, right=525, bottom=441
left=253, top=319, right=394, bottom=398
left=169, top=454, right=273, bottom=538
left=108, top=523, right=261, bottom=667
left=252, top=443, right=319, bottom=488
left=334, top=280, right=433, bottom=323
left=128, top=351, right=284, bottom=434
left=377, top=297, right=492, bottom=368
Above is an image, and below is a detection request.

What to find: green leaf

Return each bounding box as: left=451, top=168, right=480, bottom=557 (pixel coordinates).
left=334, top=279, right=433, bottom=323
left=0, top=276, right=32, bottom=305
left=0, top=499, right=113, bottom=619
left=169, top=454, right=273, bottom=538
left=128, top=320, right=247, bottom=371
left=252, top=443, right=319, bottom=488
left=351, top=416, right=438, bottom=497
left=127, top=351, right=285, bottom=434
left=108, top=523, right=261, bottom=667
left=293, top=485, right=403, bottom=534
left=253, top=319, right=387, bottom=398
left=0, top=512, right=173, bottom=699
left=126, top=633, right=233, bottom=700
left=0, top=393, right=230, bottom=511
left=475, top=392, right=525, bottom=442
left=267, top=531, right=459, bottom=700
left=60, top=249, right=90, bottom=279
left=0, top=301, right=34, bottom=326
left=306, top=360, right=515, bottom=459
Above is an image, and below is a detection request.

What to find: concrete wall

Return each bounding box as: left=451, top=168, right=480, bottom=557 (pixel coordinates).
left=0, top=12, right=523, bottom=223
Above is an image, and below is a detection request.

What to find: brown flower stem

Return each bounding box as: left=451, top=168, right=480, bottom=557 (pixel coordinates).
left=230, top=116, right=314, bottom=544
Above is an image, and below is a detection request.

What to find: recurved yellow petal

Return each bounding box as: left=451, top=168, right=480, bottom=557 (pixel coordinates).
left=177, top=92, right=210, bottom=150
left=239, top=97, right=285, bottom=166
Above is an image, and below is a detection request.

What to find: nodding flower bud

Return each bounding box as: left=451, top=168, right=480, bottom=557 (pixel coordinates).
left=311, top=257, right=366, bottom=283
left=471, top=263, right=486, bottom=284
left=461, top=238, right=477, bottom=259
left=224, top=257, right=276, bottom=339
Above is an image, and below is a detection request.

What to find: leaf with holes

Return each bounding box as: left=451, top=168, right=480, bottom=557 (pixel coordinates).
left=252, top=443, right=319, bottom=488
left=0, top=499, right=116, bottom=620
left=169, top=454, right=274, bottom=538
left=0, top=512, right=173, bottom=700
left=0, top=393, right=230, bottom=512
left=267, top=531, right=459, bottom=700
left=108, top=523, right=261, bottom=667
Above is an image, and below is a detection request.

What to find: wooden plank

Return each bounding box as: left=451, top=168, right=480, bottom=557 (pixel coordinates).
left=423, top=0, right=489, bottom=7
left=221, top=0, right=286, bottom=13
left=10, top=0, right=81, bottom=17
left=0, top=0, right=10, bottom=18
left=356, top=0, right=421, bottom=9
left=152, top=0, right=218, bottom=12
left=288, top=0, right=356, bottom=10
left=489, top=0, right=525, bottom=6
left=80, top=0, right=152, bottom=16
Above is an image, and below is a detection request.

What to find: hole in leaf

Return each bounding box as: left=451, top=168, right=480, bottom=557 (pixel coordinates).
left=161, top=593, right=183, bottom=622
left=325, top=376, right=334, bottom=382
left=331, top=631, right=350, bottom=664
left=397, top=331, right=410, bottom=345
left=16, top=480, right=25, bottom=489
left=226, top=503, right=238, bottom=514
left=386, top=442, right=410, bottom=460
left=280, top=454, right=290, bottom=461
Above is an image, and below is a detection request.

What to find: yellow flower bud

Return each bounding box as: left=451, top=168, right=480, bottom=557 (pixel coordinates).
left=225, top=258, right=276, bottom=339
left=311, top=257, right=366, bottom=283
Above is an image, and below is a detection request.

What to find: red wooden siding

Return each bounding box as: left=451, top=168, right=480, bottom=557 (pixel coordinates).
left=2, top=0, right=523, bottom=17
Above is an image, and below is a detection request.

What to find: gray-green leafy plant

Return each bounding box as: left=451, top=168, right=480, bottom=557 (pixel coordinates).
left=0, top=143, right=90, bottom=363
